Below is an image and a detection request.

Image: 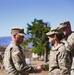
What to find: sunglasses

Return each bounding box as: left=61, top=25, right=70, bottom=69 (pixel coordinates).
left=48, top=34, right=54, bottom=37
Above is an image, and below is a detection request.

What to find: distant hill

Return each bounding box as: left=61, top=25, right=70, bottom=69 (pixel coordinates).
left=0, top=35, right=33, bottom=47
left=0, top=36, right=11, bottom=46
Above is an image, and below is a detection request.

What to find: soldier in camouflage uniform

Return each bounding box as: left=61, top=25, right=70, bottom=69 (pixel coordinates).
left=58, top=21, right=74, bottom=75
left=46, top=28, right=72, bottom=75
left=3, top=27, right=42, bottom=75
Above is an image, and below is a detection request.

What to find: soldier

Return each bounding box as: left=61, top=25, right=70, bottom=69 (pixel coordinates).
left=46, top=28, right=72, bottom=75
left=3, top=27, right=42, bottom=75
left=58, top=21, right=74, bottom=75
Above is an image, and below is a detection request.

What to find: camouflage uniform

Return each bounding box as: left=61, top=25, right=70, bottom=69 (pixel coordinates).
left=3, top=27, right=39, bottom=75
left=46, top=28, right=72, bottom=75
left=3, top=41, right=39, bottom=75
left=62, top=33, right=74, bottom=75
left=49, top=43, right=72, bottom=75
left=59, top=21, right=74, bottom=75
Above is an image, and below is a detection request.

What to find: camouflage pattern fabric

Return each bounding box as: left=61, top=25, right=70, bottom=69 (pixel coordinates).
left=49, top=43, right=72, bottom=75
left=65, top=32, right=74, bottom=75
left=3, top=41, right=38, bottom=75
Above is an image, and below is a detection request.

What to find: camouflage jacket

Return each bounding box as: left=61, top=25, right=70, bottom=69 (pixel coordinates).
left=49, top=43, right=72, bottom=75
left=61, top=32, right=74, bottom=52
left=67, top=32, right=74, bottom=54
left=3, top=41, right=38, bottom=75
left=60, top=32, right=74, bottom=71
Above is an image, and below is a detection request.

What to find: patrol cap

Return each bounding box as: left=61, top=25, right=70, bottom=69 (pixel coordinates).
left=50, top=27, right=59, bottom=31
left=59, top=21, right=70, bottom=29
left=46, top=27, right=63, bottom=36
left=11, top=27, right=25, bottom=36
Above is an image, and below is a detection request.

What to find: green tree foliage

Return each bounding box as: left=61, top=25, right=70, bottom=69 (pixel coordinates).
left=21, top=40, right=28, bottom=49
left=26, top=19, right=51, bottom=57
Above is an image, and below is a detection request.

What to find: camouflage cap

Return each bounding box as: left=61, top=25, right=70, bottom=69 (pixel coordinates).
left=59, top=21, right=70, bottom=29
left=46, top=27, right=63, bottom=36
left=50, top=27, right=59, bottom=31
left=11, top=27, right=25, bottom=36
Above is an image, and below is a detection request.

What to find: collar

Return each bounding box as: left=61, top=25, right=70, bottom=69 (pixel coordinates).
left=51, top=43, right=63, bottom=51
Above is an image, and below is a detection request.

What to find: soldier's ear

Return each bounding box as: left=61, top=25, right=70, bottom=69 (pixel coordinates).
left=13, top=34, right=17, bottom=38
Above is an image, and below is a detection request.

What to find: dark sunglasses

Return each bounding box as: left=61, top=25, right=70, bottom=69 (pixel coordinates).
left=48, top=34, right=54, bottom=37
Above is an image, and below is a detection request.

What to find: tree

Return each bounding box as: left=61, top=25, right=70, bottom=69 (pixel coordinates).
left=21, top=39, right=29, bottom=49
left=26, top=19, right=51, bottom=62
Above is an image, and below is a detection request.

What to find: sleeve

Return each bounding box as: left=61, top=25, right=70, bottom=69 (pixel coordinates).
left=67, top=33, right=74, bottom=50
left=11, top=48, right=39, bottom=74
left=58, top=46, right=72, bottom=75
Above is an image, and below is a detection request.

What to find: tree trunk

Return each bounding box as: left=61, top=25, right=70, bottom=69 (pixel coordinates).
left=44, top=49, right=48, bottom=62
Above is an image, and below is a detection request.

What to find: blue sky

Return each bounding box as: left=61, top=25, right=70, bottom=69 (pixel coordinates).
left=0, top=0, right=74, bottom=37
